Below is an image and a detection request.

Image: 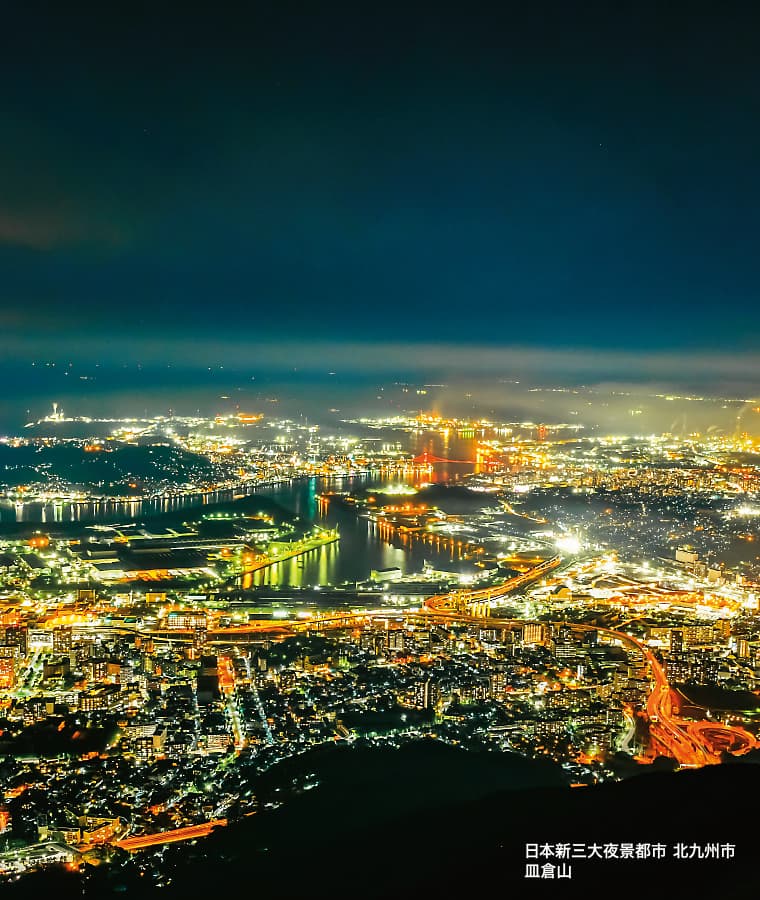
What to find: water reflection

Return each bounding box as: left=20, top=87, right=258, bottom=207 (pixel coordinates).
left=0, top=482, right=270, bottom=525
left=244, top=470, right=474, bottom=587
left=2, top=431, right=486, bottom=586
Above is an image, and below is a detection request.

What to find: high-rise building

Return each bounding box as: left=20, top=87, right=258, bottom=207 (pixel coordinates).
left=522, top=622, right=544, bottom=646
left=53, top=627, right=72, bottom=652
left=413, top=677, right=439, bottom=711
left=387, top=630, right=405, bottom=652
left=2, top=625, right=27, bottom=657
left=197, top=655, right=220, bottom=707
left=0, top=657, right=15, bottom=690
left=193, top=624, right=208, bottom=654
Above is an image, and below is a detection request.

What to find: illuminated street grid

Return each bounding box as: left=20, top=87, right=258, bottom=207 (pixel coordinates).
left=1, top=409, right=759, bottom=884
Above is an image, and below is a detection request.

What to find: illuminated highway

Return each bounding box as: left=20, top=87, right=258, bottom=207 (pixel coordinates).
left=415, top=559, right=757, bottom=766
left=422, top=554, right=562, bottom=613
left=565, top=623, right=760, bottom=767
left=686, top=720, right=758, bottom=756
left=50, top=553, right=759, bottom=771
left=208, top=557, right=760, bottom=767
left=38, top=549, right=759, bottom=861
left=639, top=639, right=712, bottom=766
left=40, top=548, right=760, bottom=866
left=115, top=819, right=228, bottom=852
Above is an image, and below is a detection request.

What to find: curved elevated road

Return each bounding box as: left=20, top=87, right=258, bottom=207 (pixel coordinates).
left=50, top=553, right=760, bottom=768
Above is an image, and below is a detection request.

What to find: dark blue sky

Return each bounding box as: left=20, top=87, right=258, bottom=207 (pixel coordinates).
left=2, top=2, right=760, bottom=369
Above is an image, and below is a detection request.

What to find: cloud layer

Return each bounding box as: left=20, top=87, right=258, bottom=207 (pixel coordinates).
left=1, top=332, right=758, bottom=396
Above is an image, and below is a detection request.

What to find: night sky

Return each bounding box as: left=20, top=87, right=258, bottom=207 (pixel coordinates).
left=2, top=2, right=760, bottom=380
